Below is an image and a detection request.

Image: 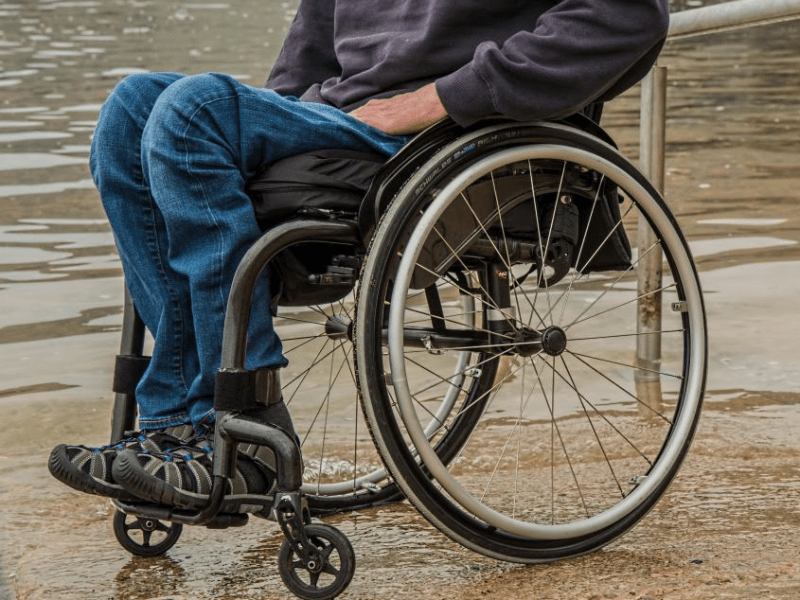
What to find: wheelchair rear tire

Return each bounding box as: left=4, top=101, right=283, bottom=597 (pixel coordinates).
left=355, top=122, right=707, bottom=562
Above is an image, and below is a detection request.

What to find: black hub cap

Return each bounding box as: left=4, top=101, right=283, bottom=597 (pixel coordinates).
left=541, top=326, right=567, bottom=356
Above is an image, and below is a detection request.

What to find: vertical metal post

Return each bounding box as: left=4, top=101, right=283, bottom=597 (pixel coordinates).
left=110, top=287, right=145, bottom=442
left=636, top=66, right=667, bottom=393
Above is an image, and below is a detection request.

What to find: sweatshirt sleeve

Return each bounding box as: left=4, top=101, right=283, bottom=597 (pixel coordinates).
left=435, top=0, right=670, bottom=126
left=264, top=0, right=340, bottom=97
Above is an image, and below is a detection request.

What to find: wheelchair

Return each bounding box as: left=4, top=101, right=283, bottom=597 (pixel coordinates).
left=106, top=110, right=707, bottom=599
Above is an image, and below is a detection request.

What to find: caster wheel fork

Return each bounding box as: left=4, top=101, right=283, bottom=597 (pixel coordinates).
left=275, top=493, right=355, bottom=600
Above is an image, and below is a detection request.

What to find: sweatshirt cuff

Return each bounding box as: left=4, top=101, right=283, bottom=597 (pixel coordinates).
left=436, top=63, right=497, bottom=127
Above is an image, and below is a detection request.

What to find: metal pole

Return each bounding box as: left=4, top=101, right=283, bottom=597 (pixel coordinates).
left=669, top=0, right=800, bottom=40
left=636, top=66, right=667, bottom=390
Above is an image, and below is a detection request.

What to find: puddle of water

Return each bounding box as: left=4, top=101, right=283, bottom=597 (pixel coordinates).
left=700, top=260, right=800, bottom=393
left=0, top=246, right=71, bottom=265
left=0, top=131, right=73, bottom=143
left=689, top=235, right=797, bottom=258
left=0, top=178, right=96, bottom=199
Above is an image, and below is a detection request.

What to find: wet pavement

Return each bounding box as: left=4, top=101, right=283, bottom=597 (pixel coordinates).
left=2, top=1, right=800, bottom=599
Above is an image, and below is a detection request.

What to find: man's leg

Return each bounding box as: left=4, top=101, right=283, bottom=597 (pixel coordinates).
left=112, top=72, right=408, bottom=508
left=48, top=73, right=204, bottom=499
left=139, top=72, right=406, bottom=426
left=90, top=71, right=205, bottom=429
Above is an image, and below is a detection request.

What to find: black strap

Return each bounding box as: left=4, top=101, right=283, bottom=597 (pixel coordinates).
left=214, top=367, right=282, bottom=412
left=112, top=355, right=151, bottom=395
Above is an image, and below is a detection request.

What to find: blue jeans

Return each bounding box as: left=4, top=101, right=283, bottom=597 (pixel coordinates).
left=90, top=72, right=407, bottom=430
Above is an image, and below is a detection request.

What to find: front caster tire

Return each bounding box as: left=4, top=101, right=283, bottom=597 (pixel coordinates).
left=278, top=523, right=355, bottom=600
left=112, top=510, right=182, bottom=557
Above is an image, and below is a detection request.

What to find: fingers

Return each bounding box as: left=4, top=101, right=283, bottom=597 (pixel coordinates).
left=349, top=83, right=448, bottom=135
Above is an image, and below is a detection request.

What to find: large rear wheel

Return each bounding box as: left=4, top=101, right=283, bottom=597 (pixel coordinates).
left=356, top=122, right=707, bottom=562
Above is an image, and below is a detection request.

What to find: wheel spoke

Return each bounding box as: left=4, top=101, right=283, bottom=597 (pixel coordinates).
left=568, top=280, right=678, bottom=330
left=309, top=570, right=320, bottom=588
left=140, top=529, right=153, bottom=547
left=477, top=356, right=541, bottom=504
left=275, top=300, right=397, bottom=509
left=539, top=354, right=661, bottom=463
left=557, top=173, right=605, bottom=325
left=560, top=355, right=626, bottom=499
left=566, top=350, right=676, bottom=424
left=562, top=235, right=659, bottom=331
left=568, top=349, right=683, bottom=381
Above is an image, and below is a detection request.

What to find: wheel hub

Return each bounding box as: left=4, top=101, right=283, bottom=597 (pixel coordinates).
left=511, top=325, right=567, bottom=357
left=325, top=313, right=353, bottom=341
left=541, top=326, right=567, bottom=356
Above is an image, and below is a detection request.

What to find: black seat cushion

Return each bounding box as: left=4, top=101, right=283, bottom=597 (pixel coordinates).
left=247, top=148, right=387, bottom=230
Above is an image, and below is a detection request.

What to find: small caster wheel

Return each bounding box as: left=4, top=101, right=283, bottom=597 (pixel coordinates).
left=278, top=523, right=355, bottom=600
left=113, top=510, right=182, bottom=557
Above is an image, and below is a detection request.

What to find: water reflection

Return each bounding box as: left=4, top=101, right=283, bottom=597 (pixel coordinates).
left=0, top=219, right=116, bottom=283
left=114, top=556, right=187, bottom=600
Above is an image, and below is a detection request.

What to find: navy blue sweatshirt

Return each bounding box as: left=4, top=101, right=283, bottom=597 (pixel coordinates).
left=266, top=0, right=669, bottom=126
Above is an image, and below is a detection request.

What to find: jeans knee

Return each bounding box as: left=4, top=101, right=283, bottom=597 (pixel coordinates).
left=147, top=73, right=239, bottom=121
left=91, top=73, right=182, bottom=173
left=141, top=73, right=243, bottom=161
left=101, top=73, right=181, bottom=126
left=112, top=72, right=170, bottom=99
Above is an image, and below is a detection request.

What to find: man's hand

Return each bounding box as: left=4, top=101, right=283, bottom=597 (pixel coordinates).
left=349, top=83, right=448, bottom=135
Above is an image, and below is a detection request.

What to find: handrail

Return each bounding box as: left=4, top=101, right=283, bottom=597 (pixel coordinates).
left=668, top=0, right=800, bottom=40
left=636, top=0, right=800, bottom=371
